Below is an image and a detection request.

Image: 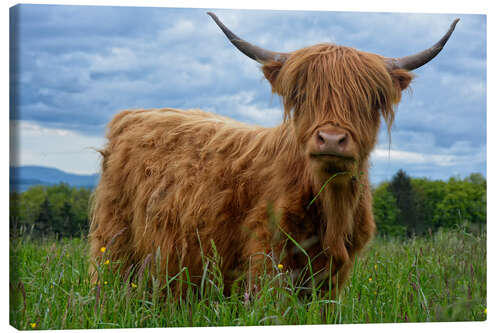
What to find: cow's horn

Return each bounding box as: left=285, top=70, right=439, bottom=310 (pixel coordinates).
left=385, top=18, right=459, bottom=71
left=207, top=12, right=289, bottom=64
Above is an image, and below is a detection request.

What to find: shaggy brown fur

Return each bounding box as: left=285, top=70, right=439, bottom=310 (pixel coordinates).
left=89, top=43, right=413, bottom=296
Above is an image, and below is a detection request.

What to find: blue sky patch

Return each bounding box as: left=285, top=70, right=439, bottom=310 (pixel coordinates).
left=9, top=5, right=486, bottom=183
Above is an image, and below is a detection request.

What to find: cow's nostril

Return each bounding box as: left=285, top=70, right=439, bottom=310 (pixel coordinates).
left=338, top=135, right=346, bottom=145
left=317, top=131, right=325, bottom=144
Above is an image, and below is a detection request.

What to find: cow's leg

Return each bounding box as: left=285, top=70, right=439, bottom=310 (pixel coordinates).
left=239, top=204, right=278, bottom=295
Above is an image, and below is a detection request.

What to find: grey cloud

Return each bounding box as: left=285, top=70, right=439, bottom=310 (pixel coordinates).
left=10, top=5, right=486, bottom=181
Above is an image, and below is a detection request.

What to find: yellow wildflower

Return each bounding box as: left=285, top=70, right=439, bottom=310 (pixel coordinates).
left=100, top=247, right=106, bottom=253
left=484, top=308, right=487, bottom=315
left=131, top=282, right=137, bottom=289
left=104, top=259, right=110, bottom=265
left=368, top=277, right=373, bottom=282
left=104, top=281, right=108, bottom=285
left=278, top=264, right=284, bottom=270
left=30, top=322, right=37, bottom=329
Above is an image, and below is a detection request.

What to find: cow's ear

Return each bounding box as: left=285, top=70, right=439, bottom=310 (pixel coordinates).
left=262, top=61, right=283, bottom=93
left=390, top=68, right=413, bottom=92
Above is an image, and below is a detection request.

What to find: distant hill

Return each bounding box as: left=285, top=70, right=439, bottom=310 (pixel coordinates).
left=10, top=166, right=99, bottom=192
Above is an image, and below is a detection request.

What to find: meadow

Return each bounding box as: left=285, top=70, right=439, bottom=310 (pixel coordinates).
left=10, top=227, right=486, bottom=330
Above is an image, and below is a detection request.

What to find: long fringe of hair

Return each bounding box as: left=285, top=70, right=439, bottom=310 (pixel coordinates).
left=265, top=44, right=413, bottom=152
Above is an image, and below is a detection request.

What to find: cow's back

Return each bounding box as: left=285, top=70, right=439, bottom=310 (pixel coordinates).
left=89, top=108, right=273, bottom=287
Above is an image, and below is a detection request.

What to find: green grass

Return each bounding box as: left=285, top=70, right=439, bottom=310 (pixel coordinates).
left=10, top=228, right=486, bottom=329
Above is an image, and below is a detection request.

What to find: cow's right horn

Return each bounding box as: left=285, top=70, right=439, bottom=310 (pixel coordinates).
left=208, top=12, right=289, bottom=64
left=384, top=18, right=459, bottom=71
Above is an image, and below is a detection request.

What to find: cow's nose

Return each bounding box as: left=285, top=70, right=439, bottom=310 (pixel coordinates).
left=316, top=129, right=351, bottom=155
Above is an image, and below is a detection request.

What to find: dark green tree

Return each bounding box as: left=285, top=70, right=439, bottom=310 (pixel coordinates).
left=387, top=169, right=420, bottom=236
left=35, top=197, right=54, bottom=235
left=59, top=201, right=75, bottom=237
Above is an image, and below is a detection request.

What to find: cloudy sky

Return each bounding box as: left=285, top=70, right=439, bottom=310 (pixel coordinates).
left=9, top=3, right=486, bottom=184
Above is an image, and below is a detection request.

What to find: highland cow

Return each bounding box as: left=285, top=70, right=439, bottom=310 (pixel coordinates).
left=89, top=13, right=458, bottom=296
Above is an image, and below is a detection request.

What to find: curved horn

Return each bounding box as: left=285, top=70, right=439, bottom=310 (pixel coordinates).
left=385, top=18, right=459, bottom=71
left=207, top=12, right=289, bottom=64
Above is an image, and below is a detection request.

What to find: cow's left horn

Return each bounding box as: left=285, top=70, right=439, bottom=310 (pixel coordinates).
left=208, top=12, right=289, bottom=64
left=385, top=18, right=459, bottom=71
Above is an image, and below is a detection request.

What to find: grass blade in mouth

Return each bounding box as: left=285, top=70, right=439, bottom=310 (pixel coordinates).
left=307, top=171, right=350, bottom=210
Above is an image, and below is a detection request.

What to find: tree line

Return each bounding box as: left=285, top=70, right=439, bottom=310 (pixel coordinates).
left=10, top=184, right=92, bottom=238
left=373, top=170, right=486, bottom=237
left=9, top=170, right=486, bottom=239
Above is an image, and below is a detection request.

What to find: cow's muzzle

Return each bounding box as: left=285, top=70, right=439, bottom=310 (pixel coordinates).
left=310, top=126, right=356, bottom=160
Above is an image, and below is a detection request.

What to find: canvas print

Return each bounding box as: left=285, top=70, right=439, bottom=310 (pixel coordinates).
left=9, top=4, right=486, bottom=329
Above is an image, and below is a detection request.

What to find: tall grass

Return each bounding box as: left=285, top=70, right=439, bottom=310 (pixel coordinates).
left=10, top=228, right=486, bottom=329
